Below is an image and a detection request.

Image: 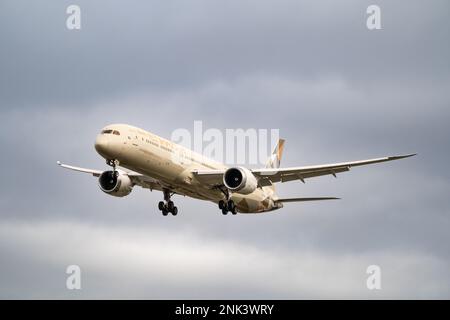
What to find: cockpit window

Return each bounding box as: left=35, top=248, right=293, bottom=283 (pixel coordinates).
left=101, top=129, right=120, bottom=135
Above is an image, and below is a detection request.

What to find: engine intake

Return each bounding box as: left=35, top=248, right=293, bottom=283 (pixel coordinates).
left=98, top=170, right=133, bottom=197
left=223, top=167, right=258, bottom=195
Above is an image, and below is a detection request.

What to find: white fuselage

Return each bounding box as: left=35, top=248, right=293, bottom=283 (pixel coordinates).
left=94, top=124, right=280, bottom=213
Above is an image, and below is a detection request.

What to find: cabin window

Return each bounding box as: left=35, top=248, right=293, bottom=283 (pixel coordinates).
left=101, top=129, right=112, bottom=134
left=113, top=130, right=120, bottom=135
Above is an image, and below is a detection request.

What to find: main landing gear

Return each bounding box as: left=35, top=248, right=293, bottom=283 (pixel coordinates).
left=159, top=189, right=178, bottom=216
left=218, top=199, right=237, bottom=215
left=217, top=187, right=237, bottom=215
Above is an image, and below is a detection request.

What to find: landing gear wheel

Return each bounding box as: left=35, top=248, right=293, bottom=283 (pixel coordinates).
left=107, top=159, right=119, bottom=167
left=167, top=201, right=175, bottom=211
left=231, top=207, right=237, bottom=215
left=221, top=207, right=228, bottom=215
left=159, top=189, right=178, bottom=216
left=227, top=200, right=235, bottom=212
left=218, top=200, right=225, bottom=210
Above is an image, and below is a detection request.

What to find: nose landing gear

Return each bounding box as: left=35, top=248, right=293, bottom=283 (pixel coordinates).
left=159, top=189, right=178, bottom=216
left=107, top=159, right=120, bottom=174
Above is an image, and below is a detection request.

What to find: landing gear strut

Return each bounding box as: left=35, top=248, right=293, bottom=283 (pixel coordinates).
left=107, top=159, right=119, bottom=176
left=159, top=189, right=178, bottom=216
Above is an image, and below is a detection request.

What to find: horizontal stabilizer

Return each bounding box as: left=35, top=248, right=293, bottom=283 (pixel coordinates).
left=276, top=197, right=340, bottom=203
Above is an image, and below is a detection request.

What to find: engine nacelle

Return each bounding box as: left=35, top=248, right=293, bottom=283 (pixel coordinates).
left=98, top=170, right=133, bottom=197
left=223, top=167, right=258, bottom=195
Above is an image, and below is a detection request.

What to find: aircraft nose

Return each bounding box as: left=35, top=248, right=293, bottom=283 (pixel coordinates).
left=95, top=135, right=109, bottom=154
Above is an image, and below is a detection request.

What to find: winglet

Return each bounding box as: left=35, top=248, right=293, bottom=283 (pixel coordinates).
left=389, top=153, right=417, bottom=160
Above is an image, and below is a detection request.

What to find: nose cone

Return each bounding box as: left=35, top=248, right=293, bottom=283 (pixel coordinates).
left=95, top=134, right=109, bottom=156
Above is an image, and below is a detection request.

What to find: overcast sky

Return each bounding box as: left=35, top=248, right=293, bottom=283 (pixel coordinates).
left=0, top=0, right=449, bottom=299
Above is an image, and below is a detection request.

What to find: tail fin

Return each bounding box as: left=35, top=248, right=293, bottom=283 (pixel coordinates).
left=265, top=139, right=285, bottom=169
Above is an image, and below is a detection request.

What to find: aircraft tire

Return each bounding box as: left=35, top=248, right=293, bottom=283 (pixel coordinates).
left=227, top=200, right=235, bottom=212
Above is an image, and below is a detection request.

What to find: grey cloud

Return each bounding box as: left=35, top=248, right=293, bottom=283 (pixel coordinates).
left=1, top=0, right=449, bottom=108
left=0, top=221, right=448, bottom=299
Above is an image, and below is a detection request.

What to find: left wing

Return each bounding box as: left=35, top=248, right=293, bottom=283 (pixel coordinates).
left=252, top=154, right=416, bottom=185
left=193, top=154, right=416, bottom=187
left=192, top=169, right=225, bottom=187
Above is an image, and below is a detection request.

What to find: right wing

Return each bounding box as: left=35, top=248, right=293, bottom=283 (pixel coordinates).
left=57, top=161, right=102, bottom=176
left=57, top=161, right=164, bottom=191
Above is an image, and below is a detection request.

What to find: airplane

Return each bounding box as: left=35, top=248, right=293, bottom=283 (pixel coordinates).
left=57, top=124, right=415, bottom=216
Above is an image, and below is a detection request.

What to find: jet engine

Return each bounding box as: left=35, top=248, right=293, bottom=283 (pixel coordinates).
left=223, top=167, right=258, bottom=194
left=98, top=170, right=133, bottom=197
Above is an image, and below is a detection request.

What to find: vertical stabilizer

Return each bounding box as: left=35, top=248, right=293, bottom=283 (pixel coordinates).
left=265, top=139, right=285, bottom=169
